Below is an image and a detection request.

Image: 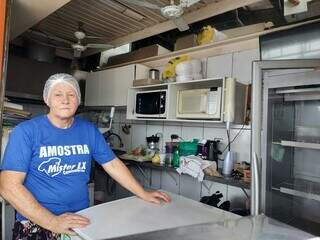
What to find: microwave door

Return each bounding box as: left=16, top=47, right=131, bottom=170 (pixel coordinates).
left=136, top=92, right=163, bottom=115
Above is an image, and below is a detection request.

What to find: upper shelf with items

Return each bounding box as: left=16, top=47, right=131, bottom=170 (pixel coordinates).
left=126, top=77, right=247, bottom=124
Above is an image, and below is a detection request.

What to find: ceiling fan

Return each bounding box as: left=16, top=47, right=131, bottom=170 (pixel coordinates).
left=71, top=22, right=114, bottom=58
left=27, top=22, right=114, bottom=58
left=119, top=0, right=201, bottom=31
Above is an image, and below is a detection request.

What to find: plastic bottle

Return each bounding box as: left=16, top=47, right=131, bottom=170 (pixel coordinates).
left=172, top=149, right=180, bottom=168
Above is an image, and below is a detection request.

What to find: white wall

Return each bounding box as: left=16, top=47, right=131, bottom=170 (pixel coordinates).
left=103, top=48, right=260, bottom=210
left=111, top=48, right=260, bottom=165
left=111, top=112, right=251, bottom=164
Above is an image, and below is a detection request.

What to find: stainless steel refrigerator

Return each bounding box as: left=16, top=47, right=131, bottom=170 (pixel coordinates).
left=251, top=59, right=320, bottom=235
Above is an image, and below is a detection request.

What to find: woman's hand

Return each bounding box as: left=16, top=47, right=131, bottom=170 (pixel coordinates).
left=141, top=191, right=171, bottom=204
left=49, top=213, right=90, bottom=235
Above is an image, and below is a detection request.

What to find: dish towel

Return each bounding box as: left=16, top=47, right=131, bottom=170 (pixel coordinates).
left=176, top=155, right=214, bottom=181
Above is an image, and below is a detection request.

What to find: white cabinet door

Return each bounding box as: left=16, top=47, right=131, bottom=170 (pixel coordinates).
left=99, top=66, right=133, bottom=106
left=85, top=64, right=148, bottom=106
left=99, top=68, right=115, bottom=106
left=85, top=71, right=102, bottom=106
left=206, top=53, right=232, bottom=78
left=232, top=48, right=260, bottom=84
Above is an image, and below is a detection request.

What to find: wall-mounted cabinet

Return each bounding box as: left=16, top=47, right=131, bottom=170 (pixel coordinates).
left=231, top=48, right=260, bottom=84
left=206, top=54, right=233, bottom=78
left=85, top=64, right=149, bottom=106
left=126, top=78, right=246, bottom=123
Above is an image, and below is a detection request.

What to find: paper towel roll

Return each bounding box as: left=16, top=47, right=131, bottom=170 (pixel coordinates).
left=224, top=77, right=236, bottom=123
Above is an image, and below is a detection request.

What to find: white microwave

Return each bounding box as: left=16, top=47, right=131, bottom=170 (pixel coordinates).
left=176, top=87, right=222, bottom=119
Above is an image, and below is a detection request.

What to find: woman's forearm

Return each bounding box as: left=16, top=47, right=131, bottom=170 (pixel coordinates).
left=0, top=171, right=56, bottom=231
left=102, top=159, right=146, bottom=199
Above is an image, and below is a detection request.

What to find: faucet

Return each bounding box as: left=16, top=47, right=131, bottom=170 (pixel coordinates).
left=103, top=131, right=124, bottom=148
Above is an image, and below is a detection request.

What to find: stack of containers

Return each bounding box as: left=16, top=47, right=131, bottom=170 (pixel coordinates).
left=176, top=59, right=202, bottom=82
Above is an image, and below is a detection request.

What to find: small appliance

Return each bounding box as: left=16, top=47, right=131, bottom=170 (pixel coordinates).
left=134, top=90, right=167, bottom=118
left=176, top=87, right=222, bottom=119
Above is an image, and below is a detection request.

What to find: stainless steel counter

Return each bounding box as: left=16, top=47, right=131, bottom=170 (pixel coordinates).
left=110, top=214, right=315, bottom=240
left=121, top=158, right=250, bottom=189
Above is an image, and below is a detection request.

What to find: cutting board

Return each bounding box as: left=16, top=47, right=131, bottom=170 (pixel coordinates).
left=73, top=192, right=239, bottom=240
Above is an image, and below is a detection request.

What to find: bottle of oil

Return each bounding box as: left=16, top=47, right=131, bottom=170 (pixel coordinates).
left=172, top=148, right=180, bottom=168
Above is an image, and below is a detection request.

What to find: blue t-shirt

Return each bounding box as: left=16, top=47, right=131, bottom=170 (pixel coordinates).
left=1, top=115, right=116, bottom=221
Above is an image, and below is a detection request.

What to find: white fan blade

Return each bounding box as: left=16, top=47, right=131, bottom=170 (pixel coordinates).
left=173, top=17, right=189, bottom=31
left=74, top=49, right=81, bottom=58
left=120, top=0, right=160, bottom=9
left=85, top=35, right=108, bottom=39
left=180, top=0, right=200, bottom=8
left=86, top=43, right=113, bottom=49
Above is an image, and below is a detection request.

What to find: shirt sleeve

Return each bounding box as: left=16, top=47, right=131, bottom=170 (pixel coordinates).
left=92, top=127, right=116, bottom=164
left=1, top=125, right=33, bottom=172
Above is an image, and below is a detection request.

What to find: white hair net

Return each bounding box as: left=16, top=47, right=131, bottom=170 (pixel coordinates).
left=43, top=73, right=81, bottom=104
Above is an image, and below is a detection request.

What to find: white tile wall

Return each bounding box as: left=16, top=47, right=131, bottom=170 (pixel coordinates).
left=181, top=124, right=204, bottom=141
left=146, top=123, right=164, bottom=150
left=112, top=110, right=121, bottom=123
left=118, top=126, right=132, bottom=152
left=229, top=129, right=251, bottom=163
left=111, top=108, right=251, bottom=164
left=163, top=124, right=182, bottom=144
left=131, top=123, right=147, bottom=148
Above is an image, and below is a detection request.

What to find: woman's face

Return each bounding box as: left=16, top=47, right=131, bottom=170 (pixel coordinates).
left=47, top=82, right=79, bottom=120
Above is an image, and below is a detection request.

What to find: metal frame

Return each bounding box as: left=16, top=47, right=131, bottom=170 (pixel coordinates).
left=1, top=1, right=13, bottom=239
left=251, top=59, right=320, bottom=216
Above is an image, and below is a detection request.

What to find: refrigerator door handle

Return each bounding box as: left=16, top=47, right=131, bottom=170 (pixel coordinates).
left=251, top=152, right=260, bottom=216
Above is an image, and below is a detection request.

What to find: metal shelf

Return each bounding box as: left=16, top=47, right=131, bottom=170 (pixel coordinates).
left=276, top=178, right=320, bottom=202
left=276, top=87, right=320, bottom=94
left=280, top=140, right=320, bottom=150
left=120, top=158, right=250, bottom=189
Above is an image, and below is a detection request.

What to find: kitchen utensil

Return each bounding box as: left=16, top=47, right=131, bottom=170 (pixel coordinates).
left=165, top=142, right=179, bottom=166
left=197, top=143, right=207, bottom=159
left=176, top=61, right=193, bottom=76
left=222, top=151, right=235, bottom=176
left=178, top=139, right=199, bottom=156
left=149, top=69, right=160, bottom=80
left=206, top=140, right=221, bottom=166
left=146, top=134, right=160, bottom=150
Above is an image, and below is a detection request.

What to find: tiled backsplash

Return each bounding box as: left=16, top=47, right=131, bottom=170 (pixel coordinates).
left=110, top=109, right=251, bottom=164
left=17, top=103, right=251, bottom=164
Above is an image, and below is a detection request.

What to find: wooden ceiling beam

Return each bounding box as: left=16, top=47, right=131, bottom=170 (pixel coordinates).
left=109, top=0, right=263, bottom=47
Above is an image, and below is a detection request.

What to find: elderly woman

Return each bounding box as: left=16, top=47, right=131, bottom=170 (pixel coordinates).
left=0, top=73, right=171, bottom=239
